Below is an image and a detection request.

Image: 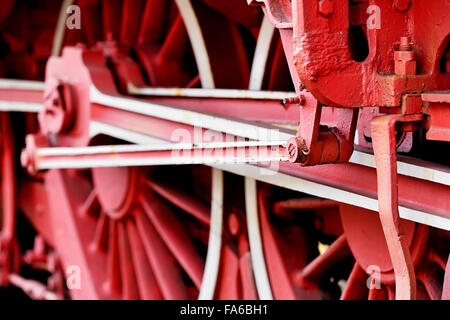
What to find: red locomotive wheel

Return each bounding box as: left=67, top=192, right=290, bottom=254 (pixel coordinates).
left=45, top=164, right=257, bottom=299
left=252, top=181, right=449, bottom=300
left=30, top=0, right=263, bottom=300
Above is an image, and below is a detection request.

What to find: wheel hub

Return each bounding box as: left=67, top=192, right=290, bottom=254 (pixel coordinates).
left=340, top=205, right=429, bottom=284
left=91, top=167, right=138, bottom=219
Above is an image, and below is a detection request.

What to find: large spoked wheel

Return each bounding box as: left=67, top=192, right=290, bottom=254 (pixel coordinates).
left=47, top=163, right=259, bottom=299
left=248, top=180, right=449, bottom=300
left=42, top=0, right=264, bottom=300
left=50, top=164, right=202, bottom=299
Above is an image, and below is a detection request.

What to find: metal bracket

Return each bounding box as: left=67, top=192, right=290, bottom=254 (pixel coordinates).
left=371, top=113, right=424, bottom=300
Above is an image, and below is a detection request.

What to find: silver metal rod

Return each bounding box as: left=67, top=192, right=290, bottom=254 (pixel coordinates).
left=128, top=83, right=297, bottom=101
left=38, top=155, right=288, bottom=170
left=37, top=140, right=287, bottom=157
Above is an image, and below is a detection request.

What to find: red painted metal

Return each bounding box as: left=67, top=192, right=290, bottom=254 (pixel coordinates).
left=299, top=235, right=350, bottom=282
left=0, top=87, right=43, bottom=105
left=0, top=0, right=449, bottom=301
left=38, top=47, right=450, bottom=218
left=20, top=135, right=286, bottom=174
left=0, top=112, right=17, bottom=286
left=286, top=100, right=358, bottom=165
left=291, top=0, right=448, bottom=108
left=371, top=114, right=425, bottom=299
left=340, top=205, right=428, bottom=285
left=422, top=91, right=450, bottom=142
left=260, top=181, right=447, bottom=300
left=340, top=263, right=368, bottom=300
left=251, top=0, right=450, bottom=107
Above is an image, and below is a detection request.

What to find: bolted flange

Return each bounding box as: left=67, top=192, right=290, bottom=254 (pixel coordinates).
left=286, top=137, right=310, bottom=163
left=38, top=79, right=75, bottom=135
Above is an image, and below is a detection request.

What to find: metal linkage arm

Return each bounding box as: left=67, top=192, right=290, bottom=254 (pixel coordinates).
left=371, top=113, right=425, bottom=300
left=21, top=135, right=288, bottom=173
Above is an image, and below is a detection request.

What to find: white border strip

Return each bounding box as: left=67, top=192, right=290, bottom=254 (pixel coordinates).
left=198, top=169, right=224, bottom=300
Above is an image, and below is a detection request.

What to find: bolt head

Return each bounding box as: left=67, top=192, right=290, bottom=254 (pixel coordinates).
left=395, top=60, right=416, bottom=75
left=286, top=137, right=309, bottom=163
left=394, top=50, right=415, bottom=61
left=40, top=80, right=74, bottom=135
left=318, top=0, right=334, bottom=17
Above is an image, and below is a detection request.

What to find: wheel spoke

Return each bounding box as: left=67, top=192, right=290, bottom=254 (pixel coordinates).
left=101, top=0, right=122, bottom=40
left=134, top=208, right=190, bottom=299
left=418, top=270, right=442, bottom=300
left=215, top=246, right=240, bottom=300
left=79, top=190, right=99, bottom=217
left=91, top=211, right=109, bottom=252
left=387, top=285, right=396, bottom=300
left=267, top=39, right=291, bottom=91
left=140, top=190, right=204, bottom=289
left=106, top=220, right=121, bottom=294
left=185, top=75, right=201, bottom=88
left=117, top=221, right=140, bottom=300
left=368, top=285, right=388, bottom=300
left=119, top=0, right=146, bottom=46
left=78, top=0, right=103, bottom=46
left=340, top=263, right=368, bottom=300
left=301, top=235, right=351, bottom=282
left=146, top=177, right=210, bottom=225
left=126, top=218, right=162, bottom=300
left=428, top=249, right=447, bottom=270
left=158, top=14, right=189, bottom=65
left=237, top=231, right=258, bottom=299
left=258, top=189, right=296, bottom=299
left=239, top=252, right=258, bottom=300
left=138, top=0, right=171, bottom=45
